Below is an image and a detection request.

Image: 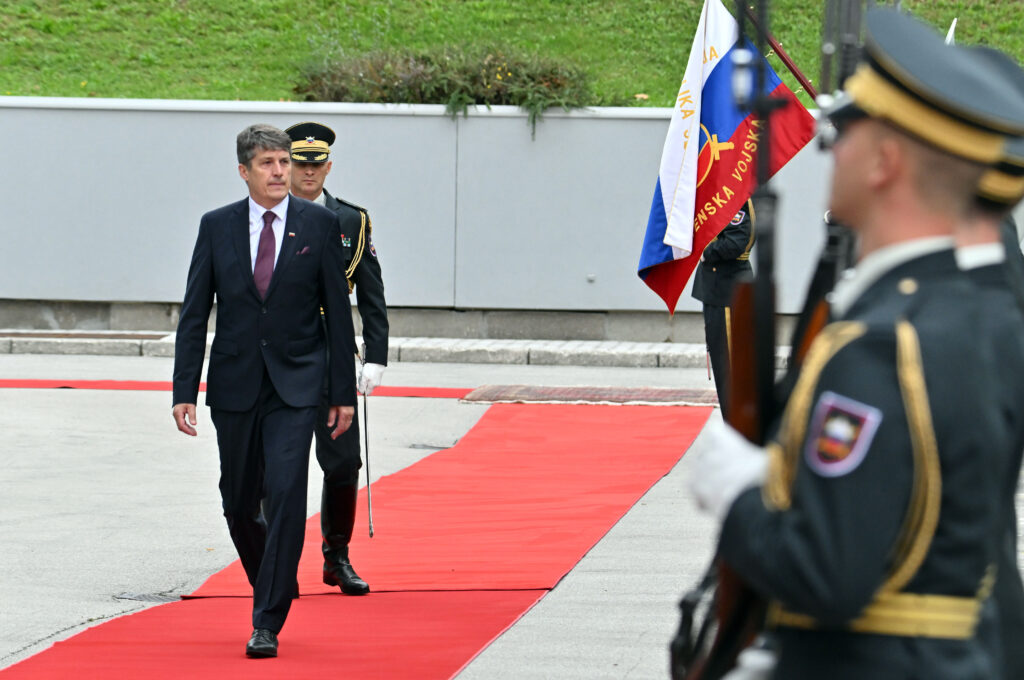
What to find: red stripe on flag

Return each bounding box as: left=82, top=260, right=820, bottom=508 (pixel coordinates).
left=692, top=85, right=816, bottom=263
left=649, top=85, right=815, bottom=312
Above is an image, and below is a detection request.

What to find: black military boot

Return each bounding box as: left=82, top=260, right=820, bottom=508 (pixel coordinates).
left=321, top=484, right=370, bottom=595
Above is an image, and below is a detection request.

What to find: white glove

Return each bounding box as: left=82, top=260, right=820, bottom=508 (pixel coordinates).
left=722, top=646, right=778, bottom=680
left=688, top=417, right=768, bottom=522
left=357, top=362, right=385, bottom=396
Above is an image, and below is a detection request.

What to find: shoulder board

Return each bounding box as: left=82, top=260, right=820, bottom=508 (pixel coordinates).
left=332, top=195, right=368, bottom=214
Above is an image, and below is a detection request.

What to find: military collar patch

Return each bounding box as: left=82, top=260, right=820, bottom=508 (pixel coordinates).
left=805, top=391, right=882, bottom=477
left=730, top=210, right=746, bottom=226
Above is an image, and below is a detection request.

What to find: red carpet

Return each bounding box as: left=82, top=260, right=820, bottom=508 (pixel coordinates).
left=2, top=402, right=711, bottom=678
left=0, top=592, right=545, bottom=680
left=194, top=404, right=710, bottom=595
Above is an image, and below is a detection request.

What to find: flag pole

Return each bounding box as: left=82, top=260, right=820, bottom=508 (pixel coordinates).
left=743, top=6, right=818, bottom=98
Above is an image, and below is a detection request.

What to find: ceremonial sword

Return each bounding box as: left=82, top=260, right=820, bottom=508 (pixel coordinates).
left=360, top=343, right=375, bottom=538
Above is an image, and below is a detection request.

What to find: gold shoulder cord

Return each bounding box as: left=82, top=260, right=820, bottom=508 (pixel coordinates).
left=343, top=211, right=368, bottom=293
left=738, top=199, right=756, bottom=262
left=762, top=321, right=867, bottom=510
left=878, top=320, right=941, bottom=592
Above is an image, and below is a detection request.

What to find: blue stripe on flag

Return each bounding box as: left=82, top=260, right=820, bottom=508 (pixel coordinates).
left=638, top=179, right=675, bottom=275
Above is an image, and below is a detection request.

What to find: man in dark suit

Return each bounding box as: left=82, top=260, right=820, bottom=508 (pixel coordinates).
left=172, top=124, right=357, bottom=659
left=285, top=121, right=389, bottom=595
left=690, top=199, right=754, bottom=416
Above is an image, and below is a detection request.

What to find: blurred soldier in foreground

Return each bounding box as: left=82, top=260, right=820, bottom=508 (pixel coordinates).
left=689, top=8, right=1024, bottom=678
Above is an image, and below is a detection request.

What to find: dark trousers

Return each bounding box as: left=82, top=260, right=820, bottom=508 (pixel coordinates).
left=210, top=369, right=315, bottom=633
left=314, top=383, right=362, bottom=488
left=314, top=381, right=363, bottom=567
left=702, top=303, right=731, bottom=417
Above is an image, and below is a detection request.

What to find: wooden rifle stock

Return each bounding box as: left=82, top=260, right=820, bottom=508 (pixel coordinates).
left=684, top=192, right=777, bottom=680
left=679, top=0, right=790, bottom=673
left=677, top=286, right=772, bottom=680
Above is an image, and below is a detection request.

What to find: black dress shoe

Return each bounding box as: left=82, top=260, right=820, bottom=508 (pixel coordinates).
left=245, top=628, right=278, bottom=658
left=323, top=560, right=370, bottom=595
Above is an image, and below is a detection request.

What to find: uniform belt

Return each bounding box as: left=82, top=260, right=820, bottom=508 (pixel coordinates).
left=769, top=591, right=981, bottom=640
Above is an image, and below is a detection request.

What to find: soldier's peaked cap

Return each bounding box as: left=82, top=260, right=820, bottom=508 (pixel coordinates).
left=285, top=121, right=336, bottom=164
left=842, top=7, right=1024, bottom=165
left=977, top=135, right=1024, bottom=206
left=966, top=46, right=1024, bottom=205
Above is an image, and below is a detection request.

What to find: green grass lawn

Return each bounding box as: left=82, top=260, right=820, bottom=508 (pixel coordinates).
left=2, top=1, right=1020, bottom=107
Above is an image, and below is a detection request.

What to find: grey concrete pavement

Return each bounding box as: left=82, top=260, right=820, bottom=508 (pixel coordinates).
left=0, top=353, right=719, bottom=678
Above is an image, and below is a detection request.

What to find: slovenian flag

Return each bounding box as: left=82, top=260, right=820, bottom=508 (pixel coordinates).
left=638, top=0, right=815, bottom=312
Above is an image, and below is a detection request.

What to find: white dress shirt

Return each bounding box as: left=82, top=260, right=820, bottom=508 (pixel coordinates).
left=955, top=242, right=1005, bottom=271
left=247, top=195, right=289, bottom=273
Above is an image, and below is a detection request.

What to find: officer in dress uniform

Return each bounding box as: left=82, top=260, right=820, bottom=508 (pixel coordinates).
left=691, top=199, right=755, bottom=417
left=286, top=121, right=389, bottom=595
left=688, top=8, right=1024, bottom=679
left=958, top=82, right=1024, bottom=678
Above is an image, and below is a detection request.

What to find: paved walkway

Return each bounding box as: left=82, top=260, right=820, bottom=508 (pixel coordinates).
left=3, top=350, right=1021, bottom=678
left=0, top=353, right=719, bottom=679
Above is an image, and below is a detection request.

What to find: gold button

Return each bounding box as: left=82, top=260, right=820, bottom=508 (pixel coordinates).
left=898, top=278, right=918, bottom=295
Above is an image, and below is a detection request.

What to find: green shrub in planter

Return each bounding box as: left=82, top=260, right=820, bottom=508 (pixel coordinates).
left=295, top=46, right=626, bottom=135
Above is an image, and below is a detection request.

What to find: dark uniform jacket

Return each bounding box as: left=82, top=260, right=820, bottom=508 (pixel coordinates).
left=718, top=249, right=1006, bottom=679
left=691, top=202, right=755, bottom=307
left=323, top=189, right=388, bottom=367
left=173, top=196, right=357, bottom=410
left=965, top=233, right=1024, bottom=680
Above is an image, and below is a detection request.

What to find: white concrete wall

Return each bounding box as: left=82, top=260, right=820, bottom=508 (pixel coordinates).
left=6, top=97, right=1009, bottom=315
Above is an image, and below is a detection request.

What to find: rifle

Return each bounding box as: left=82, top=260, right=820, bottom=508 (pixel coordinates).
left=779, top=0, right=865, bottom=395
left=670, top=3, right=784, bottom=679
left=776, top=211, right=855, bottom=404
left=672, top=3, right=868, bottom=679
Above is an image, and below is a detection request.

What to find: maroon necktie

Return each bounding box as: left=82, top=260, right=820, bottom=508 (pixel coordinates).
left=253, top=211, right=276, bottom=298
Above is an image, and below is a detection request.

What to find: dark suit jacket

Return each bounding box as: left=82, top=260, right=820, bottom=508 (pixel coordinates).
left=173, top=196, right=356, bottom=412
left=323, top=189, right=389, bottom=366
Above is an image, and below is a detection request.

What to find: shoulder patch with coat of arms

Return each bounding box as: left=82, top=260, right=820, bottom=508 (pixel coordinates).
left=730, top=209, right=747, bottom=226
left=804, top=391, right=882, bottom=477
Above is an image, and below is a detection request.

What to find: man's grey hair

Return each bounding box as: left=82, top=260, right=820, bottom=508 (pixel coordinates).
left=236, top=124, right=291, bottom=167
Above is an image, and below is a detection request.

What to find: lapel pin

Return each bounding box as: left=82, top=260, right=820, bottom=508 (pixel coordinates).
left=288, top=232, right=296, bottom=237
